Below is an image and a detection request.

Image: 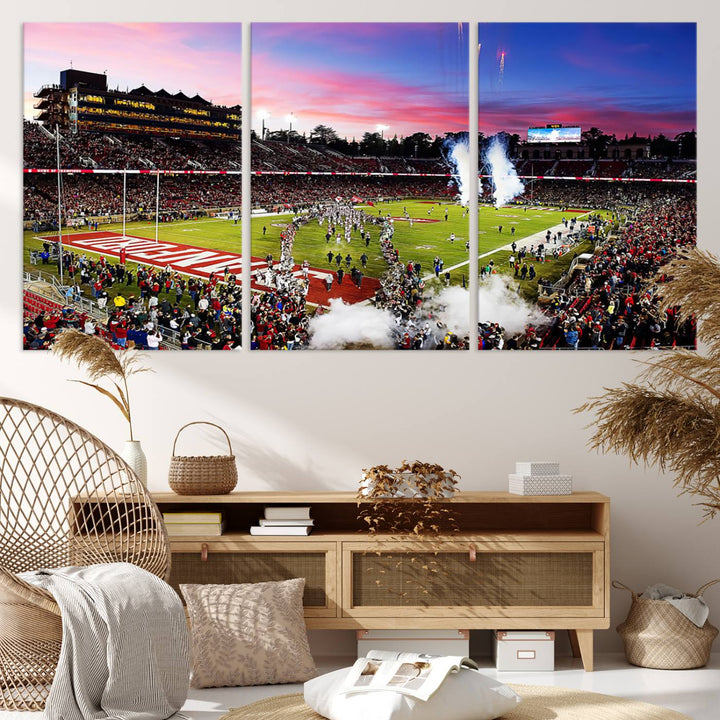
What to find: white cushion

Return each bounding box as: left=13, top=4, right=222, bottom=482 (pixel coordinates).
left=304, top=666, right=521, bottom=720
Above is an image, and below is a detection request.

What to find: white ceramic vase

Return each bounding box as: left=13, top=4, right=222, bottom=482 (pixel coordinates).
left=121, top=440, right=148, bottom=487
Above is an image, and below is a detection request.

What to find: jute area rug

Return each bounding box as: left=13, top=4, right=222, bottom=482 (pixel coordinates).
left=221, top=684, right=691, bottom=720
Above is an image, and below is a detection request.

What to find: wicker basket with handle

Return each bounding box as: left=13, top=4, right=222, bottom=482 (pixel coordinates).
left=168, top=422, right=238, bottom=495
left=614, top=579, right=720, bottom=669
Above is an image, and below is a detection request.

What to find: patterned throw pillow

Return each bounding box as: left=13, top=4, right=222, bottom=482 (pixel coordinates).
left=180, top=578, right=317, bottom=688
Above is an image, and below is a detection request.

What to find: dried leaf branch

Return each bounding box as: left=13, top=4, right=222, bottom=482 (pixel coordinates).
left=578, top=249, right=720, bottom=521
left=52, top=329, right=152, bottom=441
left=357, top=461, right=461, bottom=605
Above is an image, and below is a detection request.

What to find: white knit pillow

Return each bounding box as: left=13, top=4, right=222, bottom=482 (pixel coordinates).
left=304, top=665, right=521, bottom=720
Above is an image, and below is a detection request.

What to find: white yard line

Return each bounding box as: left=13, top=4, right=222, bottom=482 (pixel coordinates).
left=420, top=212, right=591, bottom=281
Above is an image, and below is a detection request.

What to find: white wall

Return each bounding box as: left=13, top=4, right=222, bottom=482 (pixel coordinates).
left=4, top=0, right=719, bottom=655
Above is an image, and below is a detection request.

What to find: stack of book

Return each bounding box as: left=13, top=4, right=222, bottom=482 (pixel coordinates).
left=508, top=461, right=573, bottom=496
left=163, top=511, right=225, bottom=536
left=250, top=506, right=313, bottom=535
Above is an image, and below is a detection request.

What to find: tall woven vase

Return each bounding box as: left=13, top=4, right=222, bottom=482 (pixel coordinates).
left=121, top=440, right=148, bottom=487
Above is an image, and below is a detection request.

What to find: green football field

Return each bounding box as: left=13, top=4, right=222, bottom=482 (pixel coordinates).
left=251, top=200, right=597, bottom=292
left=252, top=200, right=470, bottom=284
left=476, top=204, right=603, bottom=300
left=23, top=199, right=603, bottom=303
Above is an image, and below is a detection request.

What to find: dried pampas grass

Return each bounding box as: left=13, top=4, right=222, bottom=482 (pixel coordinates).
left=52, top=329, right=151, bottom=441
left=578, top=249, right=720, bottom=520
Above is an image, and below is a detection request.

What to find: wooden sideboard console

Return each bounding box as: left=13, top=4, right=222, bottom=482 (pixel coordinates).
left=150, top=490, right=610, bottom=671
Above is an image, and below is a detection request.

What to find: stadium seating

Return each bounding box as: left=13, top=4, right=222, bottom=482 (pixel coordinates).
left=553, top=159, right=595, bottom=177
left=23, top=290, right=64, bottom=318
left=594, top=160, right=630, bottom=178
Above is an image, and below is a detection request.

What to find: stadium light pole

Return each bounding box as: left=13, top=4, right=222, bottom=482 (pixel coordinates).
left=376, top=124, right=389, bottom=139
left=257, top=109, right=271, bottom=140
left=286, top=113, right=296, bottom=144
left=155, top=170, right=160, bottom=243
left=55, top=125, right=63, bottom=287
left=122, top=170, right=127, bottom=239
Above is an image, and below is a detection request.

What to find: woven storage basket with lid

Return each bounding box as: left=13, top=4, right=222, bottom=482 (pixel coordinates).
left=614, top=579, right=720, bottom=669
left=168, top=422, right=238, bottom=495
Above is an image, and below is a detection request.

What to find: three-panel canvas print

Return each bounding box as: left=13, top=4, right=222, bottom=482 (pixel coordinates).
left=23, top=22, right=696, bottom=351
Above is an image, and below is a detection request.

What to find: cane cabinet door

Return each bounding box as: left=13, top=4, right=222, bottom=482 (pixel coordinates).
left=169, top=540, right=338, bottom=617
left=342, top=540, right=604, bottom=619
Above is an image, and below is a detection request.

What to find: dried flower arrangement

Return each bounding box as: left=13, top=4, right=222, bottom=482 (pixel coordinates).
left=52, top=329, right=151, bottom=441
left=578, top=249, right=720, bottom=520
left=358, top=461, right=460, bottom=535
left=357, top=461, right=461, bottom=605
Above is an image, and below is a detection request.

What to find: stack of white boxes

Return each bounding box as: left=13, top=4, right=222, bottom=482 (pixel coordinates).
left=508, top=461, right=572, bottom=495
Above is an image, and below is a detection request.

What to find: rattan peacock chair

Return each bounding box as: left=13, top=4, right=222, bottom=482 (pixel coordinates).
left=0, top=397, right=171, bottom=711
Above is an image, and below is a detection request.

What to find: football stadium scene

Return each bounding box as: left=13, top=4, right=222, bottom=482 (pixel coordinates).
left=250, top=23, right=471, bottom=350
left=476, top=22, right=696, bottom=350
left=23, top=23, right=243, bottom=350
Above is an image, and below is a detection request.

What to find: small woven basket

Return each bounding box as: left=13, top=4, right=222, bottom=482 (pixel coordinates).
left=168, top=422, right=238, bottom=495
left=614, top=579, right=720, bottom=669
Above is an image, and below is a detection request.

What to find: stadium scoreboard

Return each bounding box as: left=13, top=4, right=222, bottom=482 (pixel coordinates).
left=527, top=125, right=582, bottom=143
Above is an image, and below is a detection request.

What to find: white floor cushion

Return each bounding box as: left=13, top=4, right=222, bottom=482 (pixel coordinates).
left=304, top=666, right=521, bottom=720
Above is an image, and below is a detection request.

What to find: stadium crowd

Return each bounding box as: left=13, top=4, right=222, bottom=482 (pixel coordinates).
left=24, top=120, right=243, bottom=171
left=24, top=174, right=242, bottom=225
left=25, top=248, right=242, bottom=350
left=24, top=122, right=449, bottom=175
left=504, top=180, right=697, bottom=212
left=481, top=192, right=697, bottom=350
left=252, top=175, right=455, bottom=211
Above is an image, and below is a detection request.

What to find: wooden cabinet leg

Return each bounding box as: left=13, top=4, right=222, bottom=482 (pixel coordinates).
left=568, top=629, right=581, bottom=658
left=569, top=629, right=594, bottom=671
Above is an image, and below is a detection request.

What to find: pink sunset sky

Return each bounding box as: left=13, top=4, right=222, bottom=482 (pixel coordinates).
left=252, top=23, right=469, bottom=140
left=24, top=23, right=242, bottom=121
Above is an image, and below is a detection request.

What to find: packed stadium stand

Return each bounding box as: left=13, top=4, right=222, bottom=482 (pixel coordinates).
left=24, top=173, right=242, bottom=224
left=631, top=159, right=696, bottom=179
left=553, top=159, right=595, bottom=177
left=24, top=120, right=242, bottom=171
left=528, top=194, right=697, bottom=351
left=593, top=160, right=630, bottom=178
left=513, top=159, right=557, bottom=176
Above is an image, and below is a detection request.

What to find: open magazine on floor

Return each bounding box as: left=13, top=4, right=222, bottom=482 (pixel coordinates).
left=338, top=649, right=479, bottom=702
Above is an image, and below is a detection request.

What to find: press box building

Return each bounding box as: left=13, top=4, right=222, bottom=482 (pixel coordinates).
left=33, top=69, right=241, bottom=142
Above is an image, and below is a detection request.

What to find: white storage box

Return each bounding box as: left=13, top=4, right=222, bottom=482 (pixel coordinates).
left=508, top=474, right=572, bottom=495
left=493, top=631, right=555, bottom=672
left=515, top=462, right=561, bottom=476
left=357, top=629, right=469, bottom=658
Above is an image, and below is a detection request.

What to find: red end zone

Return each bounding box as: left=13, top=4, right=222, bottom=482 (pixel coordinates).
left=42, top=231, right=379, bottom=306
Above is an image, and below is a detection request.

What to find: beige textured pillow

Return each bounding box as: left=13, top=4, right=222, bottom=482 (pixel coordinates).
left=180, top=578, right=317, bottom=688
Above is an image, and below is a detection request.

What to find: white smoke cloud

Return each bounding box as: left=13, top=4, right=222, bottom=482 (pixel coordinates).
left=443, top=135, right=470, bottom=206
left=479, top=275, right=546, bottom=335
left=430, top=285, right=470, bottom=336
left=484, top=136, right=524, bottom=208
left=308, top=299, right=396, bottom=349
